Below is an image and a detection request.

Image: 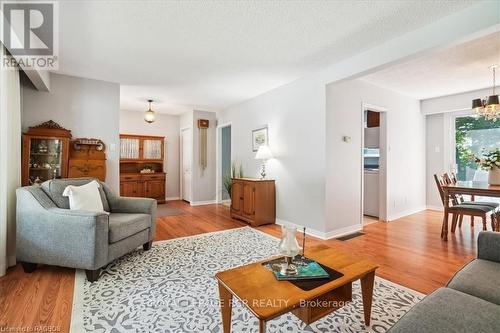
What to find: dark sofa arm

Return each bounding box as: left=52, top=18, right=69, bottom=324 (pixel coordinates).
left=477, top=231, right=500, bottom=263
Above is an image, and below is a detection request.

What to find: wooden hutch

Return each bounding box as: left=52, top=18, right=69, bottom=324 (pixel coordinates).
left=68, top=138, right=107, bottom=181
left=119, top=134, right=166, bottom=203
left=22, top=120, right=72, bottom=186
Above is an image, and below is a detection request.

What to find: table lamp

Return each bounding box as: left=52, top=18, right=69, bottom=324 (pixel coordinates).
left=255, top=145, right=273, bottom=179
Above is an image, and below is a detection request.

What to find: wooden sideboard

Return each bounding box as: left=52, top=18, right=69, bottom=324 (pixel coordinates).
left=120, top=172, right=166, bottom=203
left=119, top=134, right=166, bottom=203
left=230, top=178, right=275, bottom=226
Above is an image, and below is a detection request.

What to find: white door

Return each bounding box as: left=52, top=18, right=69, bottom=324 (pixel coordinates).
left=181, top=128, right=192, bottom=202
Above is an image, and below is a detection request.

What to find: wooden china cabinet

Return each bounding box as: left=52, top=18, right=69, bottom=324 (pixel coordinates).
left=22, top=120, right=72, bottom=186
left=119, top=134, right=166, bottom=203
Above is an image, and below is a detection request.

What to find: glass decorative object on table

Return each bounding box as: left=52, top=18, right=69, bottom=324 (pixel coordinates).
left=293, top=227, right=308, bottom=267
left=278, top=225, right=301, bottom=276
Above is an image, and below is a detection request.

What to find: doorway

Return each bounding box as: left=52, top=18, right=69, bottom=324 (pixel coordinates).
left=361, top=104, right=388, bottom=225
left=180, top=127, right=192, bottom=202
left=216, top=123, right=232, bottom=204
left=221, top=126, right=231, bottom=201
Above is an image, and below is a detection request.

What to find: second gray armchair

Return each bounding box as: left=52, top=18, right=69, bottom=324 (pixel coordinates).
left=16, top=178, right=157, bottom=282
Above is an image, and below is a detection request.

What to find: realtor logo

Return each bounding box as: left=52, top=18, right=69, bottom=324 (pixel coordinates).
left=1, top=1, right=58, bottom=69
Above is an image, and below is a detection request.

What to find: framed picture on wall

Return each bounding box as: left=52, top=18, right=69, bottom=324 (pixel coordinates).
left=252, top=126, right=268, bottom=152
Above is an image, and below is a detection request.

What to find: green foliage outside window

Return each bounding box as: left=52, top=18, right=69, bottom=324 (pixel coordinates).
left=455, top=116, right=500, bottom=180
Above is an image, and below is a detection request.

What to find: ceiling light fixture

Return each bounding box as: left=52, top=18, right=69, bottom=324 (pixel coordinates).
left=472, top=65, right=499, bottom=122
left=144, top=99, right=155, bottom=123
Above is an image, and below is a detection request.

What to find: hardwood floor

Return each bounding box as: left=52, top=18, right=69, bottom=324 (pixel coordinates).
left=0, top=201, right=482, bottom=332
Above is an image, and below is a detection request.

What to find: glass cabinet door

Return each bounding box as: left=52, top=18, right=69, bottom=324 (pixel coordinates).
left=120, top=138, right=140, bottom=159
left=143, top=139, right=162, bottom=159
left=28, top=138, right=63, bottom=184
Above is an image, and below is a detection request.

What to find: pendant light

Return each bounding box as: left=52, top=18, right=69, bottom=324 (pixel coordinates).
left=472, top=65, right=499, bottom=122
left=144, top=99, right=155, bottom=123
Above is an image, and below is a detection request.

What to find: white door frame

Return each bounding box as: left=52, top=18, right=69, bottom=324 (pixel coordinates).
left=215, top=122, right=232, bottom=204
left=361, top=103, right=388, bottom=226
left=180, top=126, right=192, bottom=202
left=444, top=109, right=475, bottom=175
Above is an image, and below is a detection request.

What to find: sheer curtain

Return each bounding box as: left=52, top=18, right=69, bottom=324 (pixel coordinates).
left=0, top=45, right=21, bottom=276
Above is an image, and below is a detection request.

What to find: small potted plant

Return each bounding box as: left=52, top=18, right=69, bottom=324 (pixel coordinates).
left=473, top=148, right=500, bottom=185
left=223, top=161, right=244, bottom=199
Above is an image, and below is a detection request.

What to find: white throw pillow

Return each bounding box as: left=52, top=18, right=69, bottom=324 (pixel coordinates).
left=62, top=180, right=106, bottom=213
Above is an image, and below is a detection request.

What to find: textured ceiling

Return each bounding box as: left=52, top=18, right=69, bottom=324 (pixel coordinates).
left=362, top=31, right=500, bottom=100
left=54, top=0, right=476, bottom=114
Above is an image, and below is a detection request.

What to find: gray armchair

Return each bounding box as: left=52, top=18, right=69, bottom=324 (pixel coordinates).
left=16, top=178, right=156, bottom=282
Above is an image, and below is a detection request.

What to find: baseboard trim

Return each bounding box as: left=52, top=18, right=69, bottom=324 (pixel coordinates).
left=166, top=197, right=180, bottom=201
left=388, top=206, right=427, bottom=221
left=275, top=218, right=362, bottom=240
left=275, top=218, right=328, bottom=239
left=324, top=225, right=363, bottom=239
left=216, top=199, right=231, bottom=204
left=190, top=200, right=217, bottom=206
left=426, top=205, right=443, bottom=212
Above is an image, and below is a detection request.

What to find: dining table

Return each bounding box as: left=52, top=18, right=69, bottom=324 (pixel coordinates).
left=441, top=181, right=500, bottom=241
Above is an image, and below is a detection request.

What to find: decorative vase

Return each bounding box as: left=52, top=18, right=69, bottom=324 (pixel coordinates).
left=488, top=166, right=500, bottom=185
left=278, top=225, right=301, bottom=275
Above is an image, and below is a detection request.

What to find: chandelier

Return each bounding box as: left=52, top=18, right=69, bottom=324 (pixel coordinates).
left=144, top=99, right=155, bottom=123
left=472, top=65, right=499, bottom=122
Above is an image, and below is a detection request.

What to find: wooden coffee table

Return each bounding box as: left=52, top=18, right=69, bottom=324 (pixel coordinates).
left=215, top=244, right=378, bottom=332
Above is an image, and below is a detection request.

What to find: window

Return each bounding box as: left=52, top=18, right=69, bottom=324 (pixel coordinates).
left=455, top=115, right=500, bottom=181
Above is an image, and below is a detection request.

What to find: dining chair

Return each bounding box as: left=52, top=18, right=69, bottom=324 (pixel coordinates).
left=434, top=174, right=497, bottom=233
left=442, top=173, right=499, bottom=230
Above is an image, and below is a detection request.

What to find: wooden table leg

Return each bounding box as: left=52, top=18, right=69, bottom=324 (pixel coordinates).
left=451, top=213, right=458, bottom=233
left=441, top=191, right=449, bottom=241
left=218, top=282, right=233, bottom=333
left=360, top=271, right=375, bottom=326
left=259, top=319, right=266, bottom=333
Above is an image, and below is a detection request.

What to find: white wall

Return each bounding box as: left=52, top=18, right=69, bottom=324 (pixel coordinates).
left=120, top=110, right=180, bottom=199
left=191, top=110, right=217, bottom=203
left=178, top=110, right=217, bottom=204
left=421, top=88, right=491, bottom=115
left=425, top=113, right=446, bottom=209
left=216, top=2, right=498, bottom=238
left=22, top=73, right=120, bottom=191
left=217, top=75, right=327, bottom=234
left=180, top=111, right=193, bottom=129
left=326, top=79, right=426, bottom=234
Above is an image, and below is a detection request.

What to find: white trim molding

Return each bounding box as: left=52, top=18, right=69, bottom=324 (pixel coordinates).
left=166, top=197, right=181, bottom=201
left=215, top=122, right=232, bottom=204
left=190, top=200, right=217, bottom=206
left=388, top=206, right=427, bottom=221
left=324, top=224, right=363, bottom=240
left=426, top=205, right=444, bottom=212
left=275, top=219, right=362, bottom=240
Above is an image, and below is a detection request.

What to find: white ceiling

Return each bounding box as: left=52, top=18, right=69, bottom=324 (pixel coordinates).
left=362, top=31, right=500, bottom=100
left=55, top=0, right=476, bottom=114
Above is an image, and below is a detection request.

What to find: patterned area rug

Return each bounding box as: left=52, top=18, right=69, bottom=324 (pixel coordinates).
left=70, top=227, right=423, bottom=332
